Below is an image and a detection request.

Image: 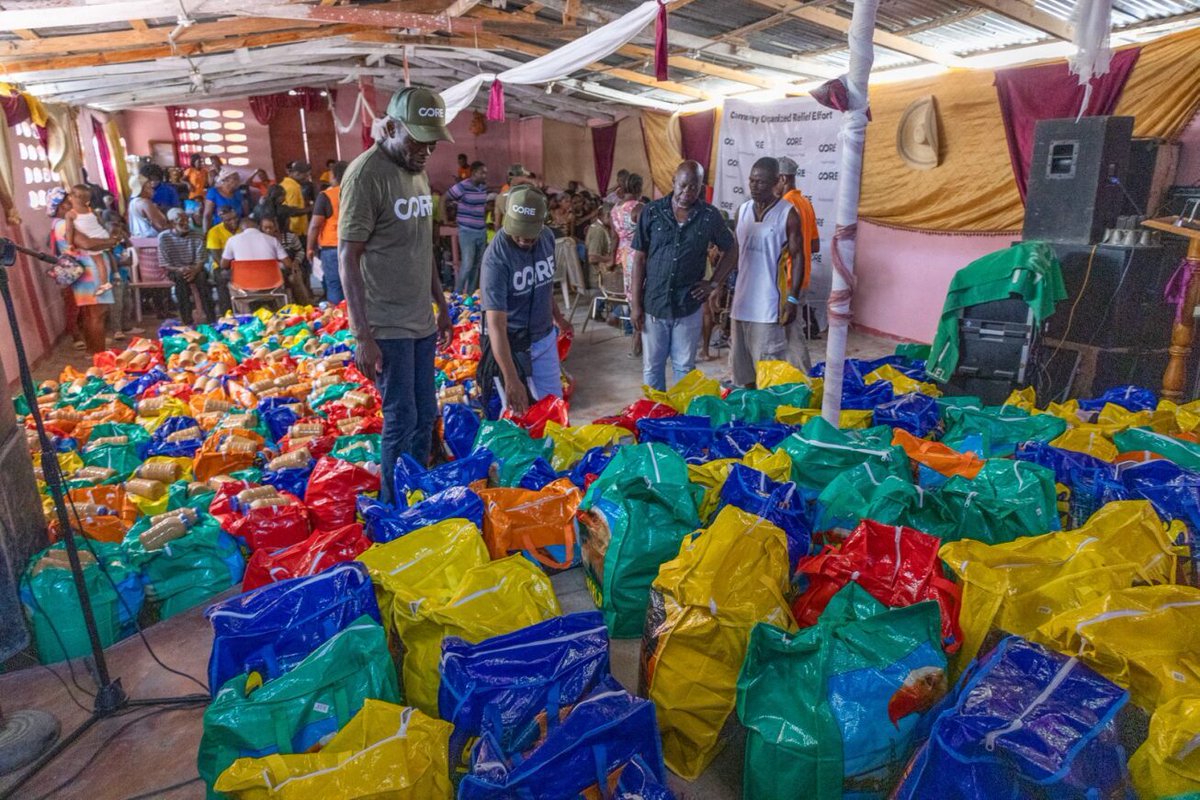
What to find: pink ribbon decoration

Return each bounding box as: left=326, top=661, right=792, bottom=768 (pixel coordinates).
left=487, top=80, right=506, bottom=122
left=1164, top=258, right=1196, bottom=323
left=655, top=0, right=669, bottom=81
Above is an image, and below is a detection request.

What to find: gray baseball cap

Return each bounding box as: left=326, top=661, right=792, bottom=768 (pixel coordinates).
left=778, top=156, right=799, bottom=176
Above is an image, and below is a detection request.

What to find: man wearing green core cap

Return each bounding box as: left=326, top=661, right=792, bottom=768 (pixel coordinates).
left=338, top=86, right=454, bottom=505
left=477, top=184, right=573, bottom=417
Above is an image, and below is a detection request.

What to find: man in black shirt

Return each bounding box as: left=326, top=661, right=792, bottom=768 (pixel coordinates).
left=629, top=161, right=738, bottom=391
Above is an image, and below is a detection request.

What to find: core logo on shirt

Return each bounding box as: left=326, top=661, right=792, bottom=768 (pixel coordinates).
left=417, top=107, right=444, bottom=118
left=393, top=195, right=433, bottom=220
left=513, top=255, right=556, bottom=291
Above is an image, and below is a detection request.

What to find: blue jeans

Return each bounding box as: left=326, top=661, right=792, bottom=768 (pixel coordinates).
left=456, top=228, right=487, bottom=295
left=377, top=333, right=437, bottom=505
left=642, top=308, right=703, bottom=392
left=320, top=247, right=343, bottom=304
left=530, top=331, right=563, bottom=400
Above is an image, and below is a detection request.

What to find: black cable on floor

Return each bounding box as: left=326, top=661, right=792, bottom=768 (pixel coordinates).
left=26, top=703, right=205, bottom=800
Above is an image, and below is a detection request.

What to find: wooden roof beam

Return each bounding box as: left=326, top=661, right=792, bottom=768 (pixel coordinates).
left=0, top=29, right=454, bottom=75
left=472, top=31, right=713, bottom=99
left=0, top=17, right=330, bottom=58
left=969, top=0, right=1073, bottom=40
left=524, top=0, right=841, bottom=79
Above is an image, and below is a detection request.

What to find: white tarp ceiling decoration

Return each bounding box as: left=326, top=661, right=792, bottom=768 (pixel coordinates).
left=437, top=0, right=661, bottom=123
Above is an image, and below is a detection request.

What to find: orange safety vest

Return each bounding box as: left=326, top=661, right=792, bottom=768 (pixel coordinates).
left=317, top=185, right=341, bottom=249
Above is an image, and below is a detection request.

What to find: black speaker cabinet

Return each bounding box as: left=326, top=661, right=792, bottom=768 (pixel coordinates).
left=1023, top=116, right=1134, bottom=245
left=1042, top=242, right=1181, bottom=349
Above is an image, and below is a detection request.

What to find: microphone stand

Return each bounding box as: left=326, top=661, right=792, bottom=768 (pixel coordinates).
left=0, top=239, right=207, bottom=799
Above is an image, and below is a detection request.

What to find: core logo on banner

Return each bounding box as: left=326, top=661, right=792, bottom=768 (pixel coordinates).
left=714, top=97, right=843, bottom=325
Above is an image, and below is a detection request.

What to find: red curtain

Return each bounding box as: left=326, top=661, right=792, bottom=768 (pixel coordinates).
left=165, top=105, right=191, bottom=166
left=994, top=49, right=1141, bottom=201
left=591, top=122, right=620, bottom=195
left=248, top=88, right=336, bottom=126
left=91, top=116, right=120, bottom=199
left=678, top=109, right=715, bottom=177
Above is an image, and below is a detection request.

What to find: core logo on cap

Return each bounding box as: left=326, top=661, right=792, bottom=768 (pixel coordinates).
left=511, top=204, right=537, bottom=215
left=418, top=106, right=444, bottom=118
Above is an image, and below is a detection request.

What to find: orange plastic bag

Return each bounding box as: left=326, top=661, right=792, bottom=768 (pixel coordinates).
left=476, top=478, right=582, bottom=571
left=892, top=429, right=984, bottom=479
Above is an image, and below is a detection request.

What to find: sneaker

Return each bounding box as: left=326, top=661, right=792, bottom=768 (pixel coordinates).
left=112, top=331, right=127, bottom=342
left=124, top=327, right=145, bottom=336
left=72, top=340, right=86, bottom=351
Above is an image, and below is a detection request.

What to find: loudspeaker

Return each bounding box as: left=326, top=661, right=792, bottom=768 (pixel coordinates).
left=1023, top=116, right=1134, bottom=245
left=1125, top=138, right=1180, bottom=217
left=1042, top=242, right=1181, bottom=349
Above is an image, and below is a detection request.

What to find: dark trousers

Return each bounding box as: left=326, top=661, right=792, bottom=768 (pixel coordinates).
left=377, top=333, right=437, bottom=505
left=168, top=268, right=217, bottom=324
left=213, top=267, right=232, bottom=316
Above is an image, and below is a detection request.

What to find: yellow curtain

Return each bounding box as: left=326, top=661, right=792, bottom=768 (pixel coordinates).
left=43, top=103, right=83, bottom=188
left=0, top=120, right=18, bottom=226
left=104, top=117, right=131, bottom=214
left=858, top=25, right=1200, bottom=232
left=640, top=109, right=681, bottom=195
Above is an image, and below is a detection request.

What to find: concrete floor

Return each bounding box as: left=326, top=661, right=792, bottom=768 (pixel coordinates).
left=1, top=318, right=898, bottom=800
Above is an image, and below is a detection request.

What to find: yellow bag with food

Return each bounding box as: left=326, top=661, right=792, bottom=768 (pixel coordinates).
left=1128, top=696, right=1200, bottom=799
left=641, top=506, right=794, bottom=779
left=542, top=421, right=632, bottom=472
left=356, top=519, right=488, bottom=625
left=1048, top=427, right=1117, bottom=461
left=214, top=700, right=452, bottom=800
left=939, top=500, right=1181, bottom=676
left=393, top=555, right=560, bottom=716
left=774, top=406, right=874, bottom=429
left=643, top=370, right=720, bottom=413
left=755, top=360, right=818, bottom=391
left=1031, top=584, right=1200, bottom=711
left=864, top=364, right=942, bottom=398
left=686, top=445, right=791, bottom=521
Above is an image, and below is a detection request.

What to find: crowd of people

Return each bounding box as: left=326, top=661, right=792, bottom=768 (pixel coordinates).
left=44, top=83, right=823, bottom=498
left=48, top=155, right=350, bottom=355
left=334, top=84, right=824, bottom=500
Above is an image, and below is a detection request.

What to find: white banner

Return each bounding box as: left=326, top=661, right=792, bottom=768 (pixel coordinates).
left=713, top=97, right=843, bottom=326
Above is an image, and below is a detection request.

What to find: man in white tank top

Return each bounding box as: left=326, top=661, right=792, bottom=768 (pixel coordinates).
left=729, top=157, right=806, bottom=387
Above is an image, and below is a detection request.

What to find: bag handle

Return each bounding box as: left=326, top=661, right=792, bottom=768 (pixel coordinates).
left=519, top=524, right=577, bottom=571
left=928, top=573, right=965, bottom=651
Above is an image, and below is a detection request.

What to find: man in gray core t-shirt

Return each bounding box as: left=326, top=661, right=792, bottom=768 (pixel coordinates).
left=338, top=86, right=453, bottom=505
left=478, top=184, right=573, bottom=417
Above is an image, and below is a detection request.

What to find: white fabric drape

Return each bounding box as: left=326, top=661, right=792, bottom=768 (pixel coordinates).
left=439, top=1, right=660, bottom=122
left=1069, top=0, right=1114, bottom=116
left=820, top=0, right=880, bottom=424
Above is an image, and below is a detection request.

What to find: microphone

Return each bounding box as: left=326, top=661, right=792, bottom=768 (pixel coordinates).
left=0, top=237, right=58, bottom=265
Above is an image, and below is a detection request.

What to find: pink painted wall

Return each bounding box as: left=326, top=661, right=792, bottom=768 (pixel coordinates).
left=853, top=223, right=1015, bottom=343
left=118, top=100, right=274, bottom=178
left=1177, top=111, right=1200, bottom=185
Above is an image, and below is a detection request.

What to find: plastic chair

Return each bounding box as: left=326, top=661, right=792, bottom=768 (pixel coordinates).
left=581, top=263, right=630, bottom=335
left=128, top=237, right=173, bottom=322
left=229, top=259, right=289, bottom=314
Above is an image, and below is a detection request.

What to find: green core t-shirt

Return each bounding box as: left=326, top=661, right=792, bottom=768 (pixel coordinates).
left=338, top=144, right=436, bottom=340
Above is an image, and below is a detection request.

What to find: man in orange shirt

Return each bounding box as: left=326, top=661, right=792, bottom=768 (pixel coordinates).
left=777, top=156, right=820, bottom=369
left=306, top=160, right=348, bottom=304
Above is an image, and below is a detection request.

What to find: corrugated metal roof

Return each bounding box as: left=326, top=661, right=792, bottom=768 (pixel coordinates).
left=833, top=0, right=974, bottom=33
left=1038, top=0, right=1200, bottom=25
left=909, top=10, right=1047, bottom=54
left=746, top=17, right=848, bottom=56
